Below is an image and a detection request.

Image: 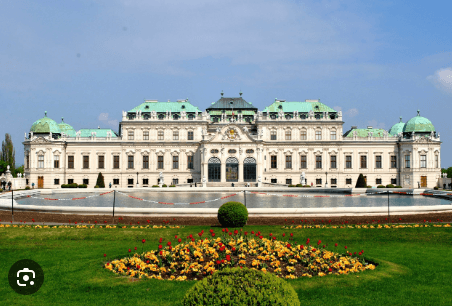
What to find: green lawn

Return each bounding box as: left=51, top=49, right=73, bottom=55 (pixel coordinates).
left=1, top=225, right=452, bottom=305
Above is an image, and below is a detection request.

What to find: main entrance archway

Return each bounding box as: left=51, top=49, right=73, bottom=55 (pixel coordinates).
left=226, top=157, right=238, bottom=182
left=208, top=157, right=221, bottom=182
left=243, top=157, right=256, bottom=182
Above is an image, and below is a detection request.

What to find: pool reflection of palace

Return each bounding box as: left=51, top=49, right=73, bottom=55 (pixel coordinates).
left=23, top=92, right=441, bottom=189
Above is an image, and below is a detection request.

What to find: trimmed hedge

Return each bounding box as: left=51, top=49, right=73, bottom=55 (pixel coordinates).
left=25, top=186, right=31, bottom=190
left=152, top=185, right=159, bottom=188
left=218, top=201, right=248, bottom=227
left=169, top=185, right=176, bottom=187
left=288, top=184, right=295, bottom=187
left=183, top=267, right=300, bottom=306
left=61, top=183, right=78, bottom=188
left=377, top=185, right=385, bottom=188
left=78, top=184, right=87, bottom=188
left=355, top=174, right=366, bottom=188
left=162, top=184, right=167, bottom=187
left=395, top=185, right=402, bottom=188
left=386, top=184, right=395, bottom=188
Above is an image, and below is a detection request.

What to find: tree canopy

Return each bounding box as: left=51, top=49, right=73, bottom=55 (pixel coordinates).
left=442, top=167, right=452, bottom=178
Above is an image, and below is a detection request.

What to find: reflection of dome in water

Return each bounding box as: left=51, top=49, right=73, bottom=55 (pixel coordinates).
left=30, top=111, right=61, bottom=134
left=403, top=110, right=435, bottom=133
left=388, top=117, right=404, bottom=136
left=58, top=117, right=76, bottom=137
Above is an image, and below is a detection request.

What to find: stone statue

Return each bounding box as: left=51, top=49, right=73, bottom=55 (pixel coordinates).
left=278, top=110, right=284, bottom=118
left=76, top=131, right=81, bottom=137
left=398, top=132, right=402, bottom=138
left=430, top=131, right=434, bottom=138
left=308, top=110, right=314, bottom=117
left=260, top=128, right=264, bottom=137
left=122, top=110, right=126, bottom=117
left=216, top=127, right=221, bottom=133
left=353, top=130, right=357, bottom=137
left=300, top=172, right=306, bottom=185
left=384, top=130, right=388, bottom=137
left=202, top=175, right=206, bottom=183
left=368, top=131, right=373, bottom=137
left=338, top=110, right=342, bottom=117
left=411, top=131, right=415, bottom=139
left=181, top=110, right=186, bottom=118
left=159, top=172, right=164, bottom=184
left=243, top=126, right=248, bottom=133
left=258, top=175, right=262, bottom=183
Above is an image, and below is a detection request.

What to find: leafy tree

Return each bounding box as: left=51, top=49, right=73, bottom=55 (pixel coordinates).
left=1, top=133, right=15, bottom=172
left=96, top=172, right=105, bottom=188
left=0, top=160, right=7, bottom=174
left=13, top=165, right=24, bottom=177
left=355, top=173, right=367, bottom=188
left=441, top=167, right=452, bottom=178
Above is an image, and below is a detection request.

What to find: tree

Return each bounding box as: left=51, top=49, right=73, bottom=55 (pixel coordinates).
left=1, top=133, right=15, bottom=173
left=13, top=165, right=24, bottom=177
left=0, top=160, right=7, bottom=175
left=355, top=174, right=367, bottom=188
left=442, top=167, right=452, bottom=178
left=96, top=172, right=105, bottom=188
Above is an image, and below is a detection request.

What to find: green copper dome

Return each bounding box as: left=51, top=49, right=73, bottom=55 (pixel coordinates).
left=58, top=117, right=76, bottom=137
left=30, top=111, right=61, bottom=134
left=389, top=117, right=404, bottom=135
left=403, top=110, right=435, bottom=133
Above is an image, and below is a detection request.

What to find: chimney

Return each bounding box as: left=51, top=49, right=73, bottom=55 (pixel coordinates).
left=367, top=126, right=373, bottom=129
left=351, top=126, right=357, bottom=130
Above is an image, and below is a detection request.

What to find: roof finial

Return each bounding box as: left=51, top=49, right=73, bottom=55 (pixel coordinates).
left=399, top=116, right=402, bottom=122
left=239, top=90, right=242, bottom=97
left=417, top=109, right=420, bottom=116
left=45, top=111, right=47, bottom=117
left=221, top=90, right=224, bottom=97
left=61, top=117, right=64, bottom=122
left=275, top=98, right=277, bottom=101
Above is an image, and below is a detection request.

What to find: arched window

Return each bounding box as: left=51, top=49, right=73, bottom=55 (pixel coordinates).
left=188, top=114, right=194, bottom=120
left=144, top=114, right=150, bottom=120
left=246, top=149, right=254, bottom=154
left=158, top=114, right=165, bottom=120
left=285, top=130, right=291, bottom=140
left=210, top=149, right=219, bottom=154
left=300, top=113, right=307, bottom=119
left=173, top=114, right=179, bottom=120
left=228, top=149, right=237, bottom=154
left=208, top=157, right=221, bottom=163
left=285, top=114, right=291, bottom=120
left=226, top=157, right=239, bottom=163
left=315, top=114, right=321, bottom=119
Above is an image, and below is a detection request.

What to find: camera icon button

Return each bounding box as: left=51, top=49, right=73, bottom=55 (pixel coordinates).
left=8, top=259, right=44, bottom=295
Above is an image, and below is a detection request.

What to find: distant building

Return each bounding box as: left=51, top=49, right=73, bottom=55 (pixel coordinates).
left=23, top=93, right=441, bottom=188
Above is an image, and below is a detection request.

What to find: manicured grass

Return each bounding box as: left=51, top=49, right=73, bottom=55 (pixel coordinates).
left=1, top=225, right=452, bottom=305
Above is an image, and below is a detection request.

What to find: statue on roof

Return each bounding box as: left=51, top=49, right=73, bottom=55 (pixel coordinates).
left=353, top=130, right=357, bottom=137
left=383, top=130, right=388, bottom=137
left=368, top=131, right=373, bottom=137
left=76, top=131, right=81, bottom=137
left=338, top=110, right=342, bottom=117
left=242, top=126, right=248, bottom=133
left=278, top=109, right=283, bottom=118
left=308, top=110, right=314, bottom=117
left=430, top=131, right=434, bottom=138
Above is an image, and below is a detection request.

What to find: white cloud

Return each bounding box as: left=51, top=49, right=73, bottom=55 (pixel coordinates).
left=98, top=113, right=119, bottom=129
left=344, top=108, right=359, bottom=117
left=427, top=67, right=452, bottom=94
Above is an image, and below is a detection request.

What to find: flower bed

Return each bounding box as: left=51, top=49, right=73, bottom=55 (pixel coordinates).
left=104, top=229, right=376, bottom=281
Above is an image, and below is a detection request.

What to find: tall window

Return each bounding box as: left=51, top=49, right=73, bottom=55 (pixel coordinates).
left=376, top=178, right=382, bottom=185
left=330, top=131, right=336, bottom=140
left=316, top=178, right=322, bottom=185
left=345, top=155, right=352, bottom=169
left=113, top=156, right=119, bottom=169
left=271, top=131, right=277, bottom=140
left=285, top=156, right=292, bottom=169
left=300, top=130, right=307, bottom=140
left=285, top=130, right=291, bottom=140
left=271, top=156, right=277, bottom=168
left=391, top=156, right=397, bottom=168
left=435, top=155, right=438, bottom=168
left=315, top=130, right=322, bottom=140
left=83, top=156, right=89, bottom=169
left=113, top=178, right=119, bottom=185
left=316, top=156, right=322, bottom=169
left=375, top=155, right=382, bottom=169
left=128, top=156, right=134, bottom=169
left=143, top=156, right=149, bottom=169
left=68, top=156, right=74, bottom=169
left=26, top=155, right=30, bottom=169
left=360, top=156, right=367, bottom=168
left=143, top=131, right=149, bottom=140
left=346, top=178, right=352, bottom=185
left=173, top=131, right=179, bottom=140
left=286, top=179, right=292, bottom=185
left=420, top=155, right=426, bottom=168
left=173, top=156, right=179, bottom=169
left=187, top=155, right=194, bottom=169
left=405, top=155, right=410, bottom=168
left=54, top=155, right=59, bottom=168
left=300, top=155, right=307, bottom=168
left=188, top=131, right=194, bottom=140
left=38, top=155, right=44, bottom=168
left=331, top=178, right=337, bottom=185
left=330, top=155, right=337, bottom=169
left=128, top=131, right=134, bottom=140
left=158, top=131, right=164, bottom=140
left=98, top=156, right=104, bottom=169
left=158, top=156, right=164, bottom=169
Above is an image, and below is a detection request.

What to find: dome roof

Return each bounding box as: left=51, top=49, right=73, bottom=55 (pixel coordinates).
left=403, top=110, right=435, bottom=133
left=58, top=117, right=76, bottom=137
left=30, top=111, right=61, bottom=134
left=389, top=117, right=404, bottom=135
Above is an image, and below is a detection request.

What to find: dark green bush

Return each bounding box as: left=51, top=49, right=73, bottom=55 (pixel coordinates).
left=434, top=186, right=439, bottom=190
left=152, top=185, right=159, bottom=188
left=288, top=184, right=295, bottom=187
left=296, top=184, right=303, bottom=187
left=386, top=184, right=395, bottom=188
left=96, top=172, right=105, bottom=188
left=355, top=174, right=366, bottom=188
left=25, top=186, right=31, bottom=190
left=303, top=185, right=311, bottom=188
left=218, top=201, right=248, bottom=227
left=62, top=183, right=78, bottom=188
left=169, top=185, right=176, bottom=187
left=0, top=188, right=3, bottom=192
left=183, top=267, right=300, bottom=306
left=78, top=184, right=87, bottom=188
left=162, top=184, right=167, bottom=187
left=395, top=185, right=402, bottom=188
left=94, top=185, right=99, bottom=188
left=377, top=185, right=385, bottom=188
left=366, top=185, right=372, bottom=188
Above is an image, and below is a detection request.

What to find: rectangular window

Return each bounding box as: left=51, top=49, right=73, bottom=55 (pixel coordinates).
left=143, top=178, right=149, bottom=185
left=173, top=131, right=179, bottom=140
left=285, top=131, right=291, bottom=140
left=330, top=155, right=337, bottom=169
left=405, top=155, right=410, bottom=168
left=83, top=179, right=89, bottom=185
left=173, top=156, right=179, bottom=169
left=315, top=130, right=322, bottom=140
left=26, top=155, right=30, bottom=169
left=128, top=156, right=134, bottom=169
left=376, top=178, right=382, bottom=185
left=143, top=131, right=149, bottom=140
left=375, top=155, right=382, bottom=169
left=128, top=131, right=134, bottom=140
left=143, top=156, right=149, bottom=169
left=331, top=178, right=337, bottom=185
left=420, top=155, right=427, bottom=168
left=300, top=130, right=307, bottom=140
left=38, top=155, right=44, bottom=168
left=68, top=179, right=74, bottom=184
left=113, top=178, right=119, bottom=185
left=158, top=156, right=164, bottom=169
left=435, top=155, right=438, bottom=168
left=54, top=178, right=59, bottom=185
left=391, top=156, right=397, bottom=168
left=345, top=155, right=352, bottom=169
left=54, top=155, right=59, bottom=168
left=285, top=155, right=292, bottom=169
left=286, top=179, right=292, bottom=185
left=316, top=156, right=322, bottom=169
left=360, top=156, right=367, bottom=168
left=271, top=131, right=277, bottom=140
left=128, top=179, right=133, bottom=185
left=98, top=155, right=104, bottom=169
left=271, top=156, right=277, bottom=168
left=316, top=178, right=322, bottom=185
left=271, top=178, right=277, bottom=184
left=158, top=131, right=164, bottom=140
left=346, top=178, right=352, bottom=185
left=68, top=156, right=74, bottom=169
left=172, top=178, right=179, bottom=185
left=300, top=155, right=307, bottom=169
left=113, top=156, right=119, bottom=169
left=187, top=155, right=194, bottom=169
left=391, top=178, right=397, bottom=185
left=188, top=131, right=194, bottom=140
left=330, top=131, right=336, bottom=140
left=83, top=156, right=89, bottom=169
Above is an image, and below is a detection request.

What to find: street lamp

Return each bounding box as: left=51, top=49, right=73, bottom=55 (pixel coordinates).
left=136, top=172, right=139, bottom=188
left=325, top=171, right=328, bottom=188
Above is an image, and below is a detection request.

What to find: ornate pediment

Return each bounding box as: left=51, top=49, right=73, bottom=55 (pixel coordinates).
left=222, top=127, right=241, bottom=141
left=207, top=124, right=255, bottom=143
left=414, top=136, right=435, bottom=143
left=31, top=136, right=51, bottom=144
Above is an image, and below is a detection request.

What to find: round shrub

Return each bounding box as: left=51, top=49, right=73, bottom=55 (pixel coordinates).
left=386, top=184, right=395, bottom=188
left=395, top=185, right=402, bottom=188
left=0, top=188, right=2, bottom=192
left=303, top=185, right=311, bottom=188
left=183, top=267, right=300, bottom=306
left=296, top=184, right=303, bottom=187
left=218, top=201, right=248, bottom=227
left=169, top=185, right=176, bottom=187
left=25, top=186, right=31, bottom=190
left=366, top=185, right=372, bottom=188
left=162, top=184, right=167, bottom=187
left=288, top=184, right=295, bottom=187
left=377, top=185, right=385, bottom=188
left=152, top=185, right=159, bottom=188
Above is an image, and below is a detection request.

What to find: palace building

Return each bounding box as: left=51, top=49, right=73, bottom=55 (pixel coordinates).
left=23, top=92, right=442, bottom=189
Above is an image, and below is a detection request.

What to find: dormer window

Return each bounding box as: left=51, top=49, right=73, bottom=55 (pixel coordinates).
left=158, top=114, right=165, bottom=120
left=145, top=105, right=149, bottom=109
left=278, top=105, right=283, bottom=109
left=144, top=114, right=149, bottom=120
left=270, top=114, right=276, bottom=120
left=315, top=114, right=321, bottom=119
left=188, top=114, right=194, bottom=120
left=181, top=105, right=185, bottom=109
left=285, top=114, right=291, bottom=120
left=173, top=114, right=179, bottom=120
left=301, top=114, right=307, bottom=119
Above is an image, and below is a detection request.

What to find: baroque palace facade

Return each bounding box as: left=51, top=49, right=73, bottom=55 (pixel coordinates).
left=23, top=93, right=442, bottom=189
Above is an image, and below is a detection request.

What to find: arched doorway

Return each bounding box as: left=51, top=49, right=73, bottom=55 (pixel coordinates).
left=226, top=157, right=238, bottom=182
left=243, top=157, right=256, bottom=182
left=208, top=157, right=221, bottom=182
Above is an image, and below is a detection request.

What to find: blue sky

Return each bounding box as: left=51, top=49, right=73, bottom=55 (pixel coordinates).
left=1, top=0, right=451, bottom=167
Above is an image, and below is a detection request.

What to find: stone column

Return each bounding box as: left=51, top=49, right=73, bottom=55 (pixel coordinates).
left=221, top=158, right=226, bottom=183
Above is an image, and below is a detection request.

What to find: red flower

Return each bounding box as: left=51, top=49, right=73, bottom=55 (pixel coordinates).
left=178, top=238, right=182, bottom=243
left=134, top=247, right=137, bottom=250
left=159, top=238, right=163, bottom=243
left=269, top=233, right=273, bottom=236
left=104, top=220, right=107, bottom=223
left=128, top=249, right=131, bottom=252
left=290, top=233, right=293, bottom=237
left=312, top=248, right=316, bottom=252
left=228, top=232, right=232, bottom=236
left=317, top=240, right=321, bottom=246
left=328, top=267, right=332, bottom=272
left=244, top=231, right=248, bottom=235
left=167, top=241, right=171, bottom=246
left=191, top=238, right=195, bottom=242
left=159, top=251, right=163, bottom=256
left=272, top=237, right=276, bottom=240
left=335, top=243, right=338, bottom=247
left=95, top=221, right=98, bottom=224
left=216, top=260, right=221, bottom=265
left=225, top=228, right=229, bottom=232
left=344, top=246, right=347, bottom=249
left=158, top=245, right=162, bottom=249
left=221, top=259, right=225, bottom=264
left=226, top=255, right=231, bottom=261
left=169, top=246, right=172, bottom=251
left=259, top=235, right=263, bottom=239
left=257, top=231, right=261, bottom=235
left=189, top=234, right=193, bottom=239
left=282, top=233, right=286, bottom=237
left=211, top=233, right=215, bottom=237
left=74, top=222, right=77, bottom=224
left=32, top=219, right=35, bottom=222
left=146, top=260, right=150, bottom=264
left=175, top=235, right=178, bottom=239
left=137, top=265, right=140, bottom=269
left=232, top=247, right=236, bottom=251
left=287, top=243, right=291, bottom=248
left=142, top=239, right=146, bottom=244
left=209, top=229, right=214, bottom=233
left=306, top=238, right=310, bottom=245
left=251, top=231, right=255, bottom=234
left=222, top=229, right=225, bottom=232
left=106, top=263, right=109, bottom=266
left=104, top=254, right=107, bottom=257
